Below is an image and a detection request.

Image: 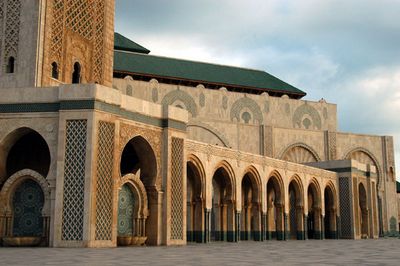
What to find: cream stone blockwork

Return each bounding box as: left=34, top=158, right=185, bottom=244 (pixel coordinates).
left=113, top=78, right=336, bottom=158
left=113, top=79, right=337, bottom=130
left=0, top=1, right=43, bottom=88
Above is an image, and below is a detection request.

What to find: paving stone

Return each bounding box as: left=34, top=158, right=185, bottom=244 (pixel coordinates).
left=1, top=239, right=400, bottom=266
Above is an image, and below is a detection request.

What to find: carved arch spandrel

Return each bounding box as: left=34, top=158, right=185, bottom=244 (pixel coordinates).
left=119, top=123, right=162, bottom=190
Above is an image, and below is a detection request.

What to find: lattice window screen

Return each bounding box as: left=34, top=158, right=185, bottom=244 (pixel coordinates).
left=92, top=1, right=105, bottom=83
left=65, top=0, right=93, bottom=40
left=3, top=0, right=21, bottom=64
left=339, top=177, right=352, bottom=238
left=50, top=0, right=65, bottom=65
left=170, top=137, right=184, bottom=240
left=0, top=1, right=4, bottom=62
left=48, top=0, right=106, bottom=83
left=61, top=120, right=87, bottom=241
left=95, top=121, right=115, bottom=241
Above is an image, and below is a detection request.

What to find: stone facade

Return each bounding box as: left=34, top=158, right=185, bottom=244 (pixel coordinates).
left=0, top=0, right=398, bottom=248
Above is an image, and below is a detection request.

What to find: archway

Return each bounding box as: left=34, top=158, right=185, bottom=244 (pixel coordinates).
left=186, top=160, right=205, bottom=243
left=307, top=182, right=322, bottom=239
left=324, top=185, right=337, bottom=239
left=120, top=136, right=157, bottom=244
left=211, top=166, right=235, bottom=242
left=1, top=128, right=51, bottom=185
left=288, top=178, right=304, bottom=240
left=240, top=172, right=261, bottom=241
left=346, top=148, right=381, bottom=234
left=266, top=174, right=284, bottom=240
left=6, top=56, right=15, bottom=73
left=51, top=62, right=59, bottom=79
left=358, top=183, right=369, bottom=238
left=72, top=62, right=81, bottom=84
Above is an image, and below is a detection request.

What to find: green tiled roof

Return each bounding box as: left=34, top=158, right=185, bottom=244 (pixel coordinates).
left=114, top=32, right=150, bottom=54
left=397, top=181, right=400, bottom=193
left=113, top=50, right=306, bottom=97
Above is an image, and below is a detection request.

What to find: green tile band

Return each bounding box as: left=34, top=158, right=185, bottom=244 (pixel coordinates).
left=0, top=100, right=187, bottom=131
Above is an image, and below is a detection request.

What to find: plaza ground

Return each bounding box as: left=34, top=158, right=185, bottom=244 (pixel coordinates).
left=1, top=239, right=400, bottom=265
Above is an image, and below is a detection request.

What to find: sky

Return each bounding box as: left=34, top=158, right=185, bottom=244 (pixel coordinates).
left=115, top=0, right=400, bottom=180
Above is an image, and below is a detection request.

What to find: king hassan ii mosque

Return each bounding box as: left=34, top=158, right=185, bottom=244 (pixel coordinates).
left=0, top=0, right=398, bottom=248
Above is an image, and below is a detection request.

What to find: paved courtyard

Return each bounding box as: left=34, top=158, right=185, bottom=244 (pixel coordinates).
left=1, top=239, right=400, bottom=266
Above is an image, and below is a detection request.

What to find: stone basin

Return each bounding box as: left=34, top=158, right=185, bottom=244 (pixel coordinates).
left=131, top=236, right=147, bottom=246
left=2, top=236, right=42, bottom=247
left=117, top=236, right=132, bottom=246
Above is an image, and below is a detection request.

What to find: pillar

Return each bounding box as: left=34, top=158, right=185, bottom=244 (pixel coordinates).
left=204, top=208, right=211, bottom=243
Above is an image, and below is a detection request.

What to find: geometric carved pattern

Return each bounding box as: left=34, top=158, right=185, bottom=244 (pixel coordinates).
left=92, top=1, right=106, bottom=83
left=161, top=90, right=198, bottom=117
left=339, top=177, right=352, bottom=238
left=264, top=126, right=274, bottom=157
left=12, top=179, right=44, bottom=237
left=170, top=137, right=184, bottom=240
left=0, top=1, right=4, bottom=63
left=230, top=97, right=263, bottom=124
left=65, top=1, right=93, bottom=40
left=117, top=184, right=134, bottom=236
left=61, top=120, right=87, bottom=241
left=95, top=121, right=115, bottom=241
left=328, top=132, right=337, bottom=160
left=281, top=144, right=319, bottom=164
left=293, top=103, right=322, bottom=130
left=119, top=123, right=162, bottom=189
left=3, top=0, right=21, bottom=66
left=49, top=0, right=65, bottom=65
left=47, top=0, right=107, bottom=84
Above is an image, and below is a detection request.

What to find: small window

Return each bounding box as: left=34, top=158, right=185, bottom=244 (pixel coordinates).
left=51, top=62, right=59, bottom=79
left=72, top=62, right=81, bottom=84
left=6, top=57, right=15, bottom=73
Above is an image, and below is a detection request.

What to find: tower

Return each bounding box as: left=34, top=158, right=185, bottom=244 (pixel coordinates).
left=0, top=0, right=114, bottom=89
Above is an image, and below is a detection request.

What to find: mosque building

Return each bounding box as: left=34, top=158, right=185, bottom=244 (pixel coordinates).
left=0, top=0, right=397, bottom=247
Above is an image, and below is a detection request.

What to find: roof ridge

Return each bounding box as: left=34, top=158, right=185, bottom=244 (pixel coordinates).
left=116, top=49, right=267, bottom=74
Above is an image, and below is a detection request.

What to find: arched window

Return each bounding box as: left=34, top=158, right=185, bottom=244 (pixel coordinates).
left=51, top=62, right=59, bottom=79
left=72, top=62, right=81, bottom=84
left=6, top=56, right=15, bottom=73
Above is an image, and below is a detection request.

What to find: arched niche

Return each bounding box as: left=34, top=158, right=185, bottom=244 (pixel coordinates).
left=266, top=172, right=284, bottom=240
left=240, top=168, right=262, bottom=241
left=307, top=180, right=322, bottom=239
left=288, top=176, right=304, bottom=240
left=120, top=136, right=157, bottom=187
left=0, top=128, right=51, bottom=186
left=324, top=183, right=337, bottom=239
left=211, top=163, right=235, bottom=242
left=186, top=156, right=206, bottom=243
